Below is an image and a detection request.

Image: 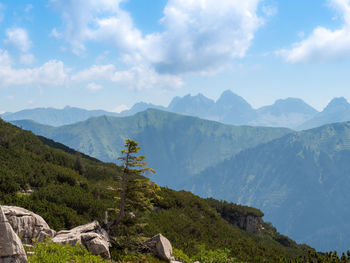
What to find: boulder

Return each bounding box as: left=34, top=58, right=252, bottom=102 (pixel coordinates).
left=143, top=233, right=174, bottom=261
left=52, top=221, right=110, bottom=259
left=0, top=206, right=27, bottom=263
left=2, top=206, right=55, bottom=244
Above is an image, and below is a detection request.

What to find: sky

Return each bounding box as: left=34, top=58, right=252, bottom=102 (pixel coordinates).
left=1, top=0, right=350, bottom=113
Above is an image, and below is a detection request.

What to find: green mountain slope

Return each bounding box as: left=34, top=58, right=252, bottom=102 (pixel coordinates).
left=187, top=121, right=350, bottom=252
left=0, top=118, right=314, bottom=262
left=12, top=109, right=292, bottom=187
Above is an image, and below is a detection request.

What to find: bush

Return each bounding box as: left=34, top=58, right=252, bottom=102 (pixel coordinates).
left=27, top=240, right=105, bottom=263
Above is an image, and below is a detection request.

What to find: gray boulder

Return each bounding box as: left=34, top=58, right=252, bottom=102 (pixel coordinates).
left=0, top=206, right=27, bottom=263
left=143, top=233, right=174, bottom=261
left=2, top=206, right=55, bottom=244
left=52, top=221, right=110, bottom=259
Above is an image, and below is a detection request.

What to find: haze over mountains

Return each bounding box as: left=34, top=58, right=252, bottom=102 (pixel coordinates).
left=4, top=90, right=350, bottom=130
left=9, top=106, right=350, bottom=253
left=12, top=109, right=291, bottom=187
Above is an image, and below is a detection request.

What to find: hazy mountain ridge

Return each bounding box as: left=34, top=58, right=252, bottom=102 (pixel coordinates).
left=2, top=90, right=320, bottom=129
left=185, top=121, right=350, bottom=252
left=11, top=109, right=292, bottom=187
left=1, top=106, right=119, bottom=127
left=298, top=97, right=350, bottom=130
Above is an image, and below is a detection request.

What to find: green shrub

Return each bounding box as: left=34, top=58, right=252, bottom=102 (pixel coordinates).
left=173, top=248, right=192, bottom=263
left=191, top=245, right=239, bottom=263
left=110, top=248, right=165, bottom=263
left=27, top=240, right=105, bottom=263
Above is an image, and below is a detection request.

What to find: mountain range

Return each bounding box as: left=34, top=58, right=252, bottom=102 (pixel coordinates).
left=4, top=91, right=350, bottom=130
left=10, top=108, right=350, bottom=252
left=12, top=109, right=291, bottom=187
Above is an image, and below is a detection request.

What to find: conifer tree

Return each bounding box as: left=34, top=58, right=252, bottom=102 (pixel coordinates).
left=106, top=139, right=158, bottom=232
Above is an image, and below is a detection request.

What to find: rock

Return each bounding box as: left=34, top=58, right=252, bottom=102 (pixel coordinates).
left=52, top=221, right=110, bottom=259
left=0, top=206, right=27, bottom=263
left=237, top=214, right=262, bottom=234
left=143, top=234, right=173, bottom=261
left=2, top=206, right=55, bottom=244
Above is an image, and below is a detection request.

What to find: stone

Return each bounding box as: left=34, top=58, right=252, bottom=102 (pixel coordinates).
left=0, top=206, right=27, bottom=263
left=52, top=221, right=110, bottom=259
left=143, top=233, right=173, bottom=261
left=2, top=206, right=55, bottom=244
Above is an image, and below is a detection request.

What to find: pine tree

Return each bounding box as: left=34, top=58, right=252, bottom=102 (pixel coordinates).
left=106, top=139, right=159, bottom=232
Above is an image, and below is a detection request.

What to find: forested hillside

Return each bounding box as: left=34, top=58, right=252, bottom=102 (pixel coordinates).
left=12, top=109, right=292, bottom=187
left=187, top=121, right=350, bottom=252
left=0, top=117, right=327, bottom=262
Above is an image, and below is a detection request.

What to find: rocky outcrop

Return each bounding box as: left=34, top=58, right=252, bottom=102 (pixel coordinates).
left=235, top=214, right=262, bottom=234
left=52, top=221, right=110, bottom=259
left=2, top=206, right=55, bottom=244
left=143, top=234, right=174, bottom=261
left=0, top=206, right=27, bottom=263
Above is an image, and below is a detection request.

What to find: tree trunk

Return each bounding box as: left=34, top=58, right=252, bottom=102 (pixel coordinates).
left=106, top=149, right=130, bottom=232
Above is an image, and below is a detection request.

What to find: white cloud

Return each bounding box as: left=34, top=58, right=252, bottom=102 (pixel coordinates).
left=0, top=49, right=12, bottom=67
left=112, top=104, right=129, bottom=113
left=110, top=64, right=184, bottom=90
left=72, top=63, right=184, bottom=90
left=261, top=4, right=278, bottom=17
left=86, top=82, right=103, bottom=91
left=278, top=0, right=350, bottom=63
left=71, top=64, right=116, bottom=82
left=0, top=60, right=67, bottom=87
left=149, top=0, right=264, bottom=74
left=20, top=53, right=35, bottom=65
left=52, top=0, right=266, bottom=75
left=50, top=28, right=62, bottom=39
left=5, top=27, right=32, bottom=52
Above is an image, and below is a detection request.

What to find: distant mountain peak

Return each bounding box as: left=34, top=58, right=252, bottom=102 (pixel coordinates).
left=216, top=90, right=252, bottom=108
left=258, top=98, right=318, bottom=116
left=325, top=97, right=349, bottom=110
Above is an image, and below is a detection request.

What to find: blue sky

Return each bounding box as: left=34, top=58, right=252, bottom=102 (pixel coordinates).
left=1, top=0, right=350, bottom=113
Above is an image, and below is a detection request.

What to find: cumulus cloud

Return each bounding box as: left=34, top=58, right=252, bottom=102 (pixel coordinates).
left=150, top=0, right=263, bottom=74
left=20, top=53, right=35, bottom=65
left=5, top=27, right=32, bottom=52
left=86, top=82, right=103, bottom=91
left=71, top=64, right=116, bottom=82
left=278, top=0, right=350, bottom=63
left=0, top=49, right=12, bottom=67
left=72, top=64, right=183, bottom=90
left=0, top=58, right=67, bottom=87
left=52, top=0, right=265, bottom=75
